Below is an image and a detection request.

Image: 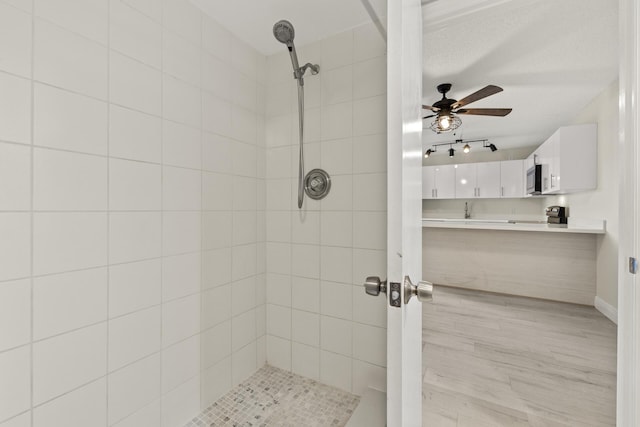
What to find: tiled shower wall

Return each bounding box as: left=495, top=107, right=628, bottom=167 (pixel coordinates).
left=0, top=1, right=266, bottom=426
left=264, top=22, right=389, bottom=395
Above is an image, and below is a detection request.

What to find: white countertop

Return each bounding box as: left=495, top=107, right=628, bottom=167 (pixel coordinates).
left=422, top=218, right=606, bottom=234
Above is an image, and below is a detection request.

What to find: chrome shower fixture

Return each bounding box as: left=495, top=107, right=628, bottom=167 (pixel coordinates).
left=273, top=20, right=323, bottom=209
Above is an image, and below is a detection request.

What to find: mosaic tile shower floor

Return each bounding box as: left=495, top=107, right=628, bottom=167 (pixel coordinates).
left=184, top=365, right=360, bottom=427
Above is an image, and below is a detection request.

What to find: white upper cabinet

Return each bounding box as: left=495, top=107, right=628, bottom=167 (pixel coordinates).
left=500, top=160, right=524, bottom=198
left=454, top=162, right=500, bottom=199
left=529, top=124, right=597, bottom=195
left=422, top=164, right=456, bottom=199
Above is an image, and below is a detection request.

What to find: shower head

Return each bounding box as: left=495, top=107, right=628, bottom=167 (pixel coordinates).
left=273, top=20, right=295, bottom=48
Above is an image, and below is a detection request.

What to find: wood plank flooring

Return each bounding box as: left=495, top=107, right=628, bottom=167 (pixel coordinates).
left=422, top=286, right=617, bottom=426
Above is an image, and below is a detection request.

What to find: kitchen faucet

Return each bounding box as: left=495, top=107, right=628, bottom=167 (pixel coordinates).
left=464, top=202, right=471, bottom=219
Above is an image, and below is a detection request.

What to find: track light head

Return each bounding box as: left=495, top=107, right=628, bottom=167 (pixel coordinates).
left=489, top=143, right=498, bottom=152
left=424, top=149, right=433, bottom=158
left=449, top=147, right=455, bottom=157
left=463, top=144, right=471, bottom=154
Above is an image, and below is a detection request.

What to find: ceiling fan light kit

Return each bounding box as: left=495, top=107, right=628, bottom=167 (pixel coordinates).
left=423, top=83, right=512, bottom=133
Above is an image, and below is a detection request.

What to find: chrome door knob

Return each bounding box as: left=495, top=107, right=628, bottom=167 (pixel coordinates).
left=404, top=276, right=433, bottom=304
left=364, top=276, right=387, bottom=296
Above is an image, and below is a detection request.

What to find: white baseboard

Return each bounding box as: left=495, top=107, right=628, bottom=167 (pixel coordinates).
left=594, top=296, right=618, bottom=324
left=346, top=388, right=386, bottom=427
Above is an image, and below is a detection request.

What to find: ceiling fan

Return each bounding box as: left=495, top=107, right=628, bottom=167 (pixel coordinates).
left=423, top=83, right=512, bottom=133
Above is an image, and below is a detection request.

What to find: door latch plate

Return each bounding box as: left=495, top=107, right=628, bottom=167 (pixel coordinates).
left=389, top=282, right=401, bottom=307
left=629, top=257, right=638, bottom=274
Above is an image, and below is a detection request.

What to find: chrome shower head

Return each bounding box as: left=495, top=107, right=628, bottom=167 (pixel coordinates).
left=273, top=20, right=295, bottom=48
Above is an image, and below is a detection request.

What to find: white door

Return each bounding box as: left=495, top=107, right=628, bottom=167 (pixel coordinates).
left=387, top=0, right=424, bottom=425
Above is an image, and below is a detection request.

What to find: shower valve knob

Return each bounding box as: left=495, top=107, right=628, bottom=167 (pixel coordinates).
left=364, top=276, right=387, bottom=296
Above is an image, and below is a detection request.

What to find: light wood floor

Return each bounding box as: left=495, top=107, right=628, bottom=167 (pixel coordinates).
left=422, top=286, right=617, bottom=427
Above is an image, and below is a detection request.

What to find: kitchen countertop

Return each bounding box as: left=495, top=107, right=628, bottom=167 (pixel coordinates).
left=422, top=218, right=606, bottom=234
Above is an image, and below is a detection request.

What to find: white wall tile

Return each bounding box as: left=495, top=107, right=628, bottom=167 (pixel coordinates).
left=162, top=30, right=200, bottom=86
left=292, top=342, right=319, bottom=380
left=202, top=284, right=231, bottom=328
left=201, top=249, right=232, bottom=290
left=291, top=244, right=320, bottom=279
left=321, top=30, right=354, bottom=71
left=202, top=211, right=232, bottom=250
left=353, top=173, right=387, bottom=211
left=232, top=106, right=257, bottom=145
left=0, top=143, right=30, bottom=210
left=162, top=335, right=199, bottom=393
left=232, top=211, right=257, bottom=246
left=0, top=72, right=31, bottom=144
left=109, top=259, right=161, bottom=318
left=231, top=38, right=257, bottom=80
left=291, top=211, right=320, bottom=245
left=108, top=354, right=161, bottom=425
left=266, top=304, right=291, bottom=340
left=353, top=211, right=386, bottom=250
left=266, top=273, right=291, bottom=307
left=232, top=141, right=258, bottom=178
left=319, top=175, right=353, bottom=211
left=321, top=102, right=353, bottom=141
left=353, top=95, right=386, bottom=137
left=0, top=346, right=30, bottom=422
left=109, top=158, right=161, bottom=211
left=33, top=149, right=107, bottom=211
left=162, top=294, right=200, bottom=347
left=266, top=242, right=290, bottom=275
left=110, top=51, right=161, bottom=116
left=33, top=213, right=107, bottom=276
left=353, top=56, right=387, bottom=100
left=320, top=316, right=352, bottom=356
left=111, top=400, right=161, bottom=427
left=202, top=53, right=232, bottom=101
left=291, top=277, right=320, bottom=313
left=201, top=358, right=231, bottom=409
left=34, top=83, right=108, bottom=155
left=162, top=75, right=200, bottom=128
left=0, top=280, right=30, bottom=352
left=33, top=378, right=107, bottom=427
left=320, top=281, right=353, bottom=320
left=266, top=335, right=291, bottom=371
left=0, top=213, right=30, bottom=282
left=353, top=323, right=386, bottom=367
left=232, top=276, right=256, bottom=316
left=162, top=120, right=201, bottom=169
left=201, top=320, right=231, bottom=369
left=0, top=412, right=30, bottom=427
left=231, top=244, right=257, bottom=282
left=202, top=172, right=233, bottom=213
left=321, top=138, right=353, bottom=176
left=0, top=3, right=32, bottom=77
left=34, top=18, right=108, bottom=99
left=202, top=17, right=231, bottom=62
left=34, top=0, right=108, bottom=44
left=162, top=252, right=200, bottom=301
left=352, top=285, right=387, bottom=328
left=232, top=341, right=257, bottom=386
left=265, top=179, right=291, bottom=211
left=231, top=309, right=256, bottom=352
left=109, top=105, right=162, bottom=163
left=162, top=167, right=201, bottom=211
left=33, top=268, right=108, bottom=340
left=320, top=350, right=352, bottom=392
left=109, top=212, right=161, bottom=264
left=122, top=0, right=161, bottom=22
left=110, top=0, right=161, bottom=68
left=352, top=359, right=386, bottom=396
left=108, top=306, right=161, bottom=371
left=353, top=134, right=386, bottom=174
left=160, top=375, right=200, bottom=427
left=162, top=211, right=201, bottom=256
left=320, top=246, right=352, bottom=284
left=291, top=310, right=319, bottom=347
left=320, top=211, right=353, bottom=247
left=322, top=65, right=353, bottom=106
left=202, top=92, right=232, bottom=137
left=202, top=133, right=233, bottom=174
left=352, top=248, right=386, bottom=285
left=353, top=22, right=386, bottom=63
left=162, top=0, right=201, bottom=46
left=33, top=323, right=107, bottom=405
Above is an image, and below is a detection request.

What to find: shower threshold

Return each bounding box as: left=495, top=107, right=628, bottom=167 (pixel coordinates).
left=185, top=365, right=360, bottom=426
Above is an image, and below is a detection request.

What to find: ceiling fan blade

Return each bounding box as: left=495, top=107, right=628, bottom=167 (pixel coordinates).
left=451, top=85, right=503, bottom=109
left=422, top=104, right=439, bottom=112
left=423, top=114, right=436, bottom=119
left=455, top=108, right=512, bottom=117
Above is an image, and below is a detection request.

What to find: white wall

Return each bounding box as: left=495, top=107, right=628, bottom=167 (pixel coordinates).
left=264, top=22, right=389, bottom=396
left=545, top=80, right=619, bottom=310
left=0, top=1, right=266, bottom=426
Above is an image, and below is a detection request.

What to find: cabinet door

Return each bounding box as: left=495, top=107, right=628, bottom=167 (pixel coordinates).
left=422, top=166, right=436, bottom=199
left=548, top=132, right=561, bottom=193
left=500, top=160, right=524, bottom=198
left=454, top=163, right=476, bottom=198
left=476, top=161, right=501, bottom=198
left=537, top=138, right=554, bottom=193
left=435, top=165, right=456, bottom=199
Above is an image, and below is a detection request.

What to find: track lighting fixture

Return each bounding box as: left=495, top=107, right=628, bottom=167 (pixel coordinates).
left=423, top=139, right=497, bottom=160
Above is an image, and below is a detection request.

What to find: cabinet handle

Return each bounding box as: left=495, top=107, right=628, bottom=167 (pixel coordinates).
left=551, top=174, right=555, bottom=188
left=477, top=188, right=480, bottom=197
left=501, top=187, right=504, bottom=197
left=435, top=189, right=438, bottom=198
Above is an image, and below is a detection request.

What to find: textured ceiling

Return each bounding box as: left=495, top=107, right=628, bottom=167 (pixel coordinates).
left=421, top=0, right=619, bottom=152
left=190, top=0, right=386, bottom=56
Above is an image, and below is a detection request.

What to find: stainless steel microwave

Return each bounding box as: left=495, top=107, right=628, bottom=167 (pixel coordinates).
left=526, top=164, right=542, bottom=195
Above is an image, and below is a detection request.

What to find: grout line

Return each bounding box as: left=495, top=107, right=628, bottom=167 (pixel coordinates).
left=106, top=1, right=112, bottom=422
left=29, top=0, right=35, bottom=425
